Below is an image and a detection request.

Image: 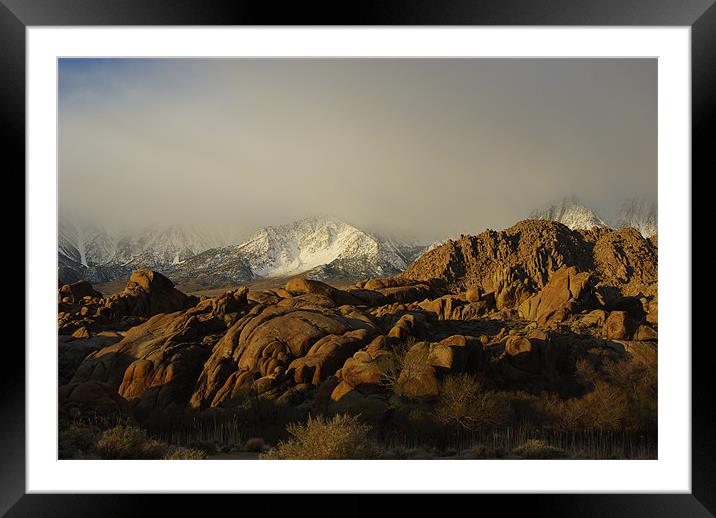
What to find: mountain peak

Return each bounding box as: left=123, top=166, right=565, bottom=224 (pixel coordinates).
left=616, top=199, right=657, bottom=237
left=530, top=197, right=610, bottom=231
left=237, top=216, right=404, bottom=279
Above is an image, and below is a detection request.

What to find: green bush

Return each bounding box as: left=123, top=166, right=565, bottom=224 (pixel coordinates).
left=512, top=439, right=568, bottom=459
left=260, top=414, right=377, bottom=460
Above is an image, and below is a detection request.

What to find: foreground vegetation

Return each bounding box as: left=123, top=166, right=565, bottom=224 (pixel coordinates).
left=60, top=344, right=656, bottom=460
left=57, top=225, right=658, bottom=461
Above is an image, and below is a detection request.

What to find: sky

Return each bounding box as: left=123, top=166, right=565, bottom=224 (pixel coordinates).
left=59, top=58, right=657, bottom=244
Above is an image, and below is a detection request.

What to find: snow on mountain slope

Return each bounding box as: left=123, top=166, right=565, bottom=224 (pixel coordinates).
left=164, top=216, right=422, bottom=287
left=616, top=199, right=657, bottom=238
left=530, top=197, right=610, bottom=231
left=237, top=216, right=409, bottom=278
left=57, top=217, right=233, bottom=284
left=162, top=244, right=256, bottom=286
left=58, top=218, right=117, bottom=267
left=113, top=224, right=227, bottom=269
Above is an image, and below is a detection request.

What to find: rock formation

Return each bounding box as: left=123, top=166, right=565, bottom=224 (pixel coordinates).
left=57, top=219, right=658, bottom=431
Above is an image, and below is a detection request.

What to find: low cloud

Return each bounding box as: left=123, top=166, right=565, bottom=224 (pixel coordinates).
left=59, top=58, right=657, bottom=243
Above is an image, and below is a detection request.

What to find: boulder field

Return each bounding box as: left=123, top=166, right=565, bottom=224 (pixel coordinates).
left=57, top=220, right=657, bottom=425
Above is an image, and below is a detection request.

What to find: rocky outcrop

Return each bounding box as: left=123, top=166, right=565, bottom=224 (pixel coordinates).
left=58, top=280, right=102, bottom=304
left=59, top=333, right=124, bottom=385
left=590, top=228, right=658, bottom=296
left=59, top=381, right=133, bottom=419
left=603, top=311, right=637, bottom=340
left=58, top=270, right=198, bottom=336
left=518, top=266, right=594, bottom=326
left=394, top=335, right=488, bottom=400
left=387, top=314, right=426, bottom=341
left=287, top=329, right=374, bottom=385
left=104, top=269, right=196, bottom=318
left=67, top=297, right=232, bottom=420
left=188, top=304, right=379, bottom=409
left=418, top=295, right=465, bottom=320
left=284, top=278, right=362, bottom=306
left=501, top=330, right=559, bottom=380
left=56, top=219, right=658, bottom=431
left=400, top=220, right=656, bottom=304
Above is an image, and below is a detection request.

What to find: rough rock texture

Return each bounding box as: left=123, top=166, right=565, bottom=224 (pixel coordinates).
left=57, top=219, right=658, bottom=429
left=418, top=295, right=467, bottom=321
left=400, top=220, right=656, bottom=300
left=387, top=314, right=425, bottom=341
left=59, top=381, right=133, bottom=419
left=284, top=278, right=362, bottom=306
left=58, top=280, right=102, bottom=304
left=395, top=341, right=440, bottom=399
left=68, top=310, right=215, bottom=421
left=604, top=311, right=636, bottom=340
left=287, top=328, right=374, bottom=385
left=188, top=304, right=379, bottom=410
left=58, top=271, right=199, bottom=336
left=59, top=333, right=124, bottom=385
left=104, top=269, right=196, bottom=318
left=517, top=266, right=593, bottom=326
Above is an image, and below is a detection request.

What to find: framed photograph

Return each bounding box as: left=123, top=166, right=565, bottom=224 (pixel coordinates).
left=6, top=0, right=711, bottom=514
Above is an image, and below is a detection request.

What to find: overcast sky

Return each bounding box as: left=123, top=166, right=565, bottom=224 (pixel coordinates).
left=59, top=58, right=656, bottom=243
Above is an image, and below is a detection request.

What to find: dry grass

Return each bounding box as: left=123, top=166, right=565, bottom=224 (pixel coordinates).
left=512, top=439, right=568, bottom=459
left=94, top=425, right=168, bottom=459
left=163, top=447, right=208, bottom=460
left=435, top=374, right=511, bottom=431
left=260, top=414, right=377, bottom=460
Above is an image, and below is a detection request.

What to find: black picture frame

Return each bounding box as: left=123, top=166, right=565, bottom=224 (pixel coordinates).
left=4, top=0, right=711, bottom=515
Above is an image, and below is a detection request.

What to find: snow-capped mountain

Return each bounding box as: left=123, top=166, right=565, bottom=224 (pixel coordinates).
left=616, top=199, right=657, bottom=238
left=367, top=232, right=427, bottom=267
left=530, top=197, right=610, bottom=231
left=166, top=216, right=421, bottom=287
left=161, top=244, right=256, bottom=286
left=57, top=217, right=234, bottom=284
left=240, top=217, right=408, bottom=277
left=59, top=214, right=429, bottom=287
left=112, top=225, right=227, bottom=269
left=58, top=218, right=117, bottom=267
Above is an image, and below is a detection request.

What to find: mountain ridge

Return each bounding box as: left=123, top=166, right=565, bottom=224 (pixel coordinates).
left=59, top=200, right=656, bottom=288
left=530, top=197, right=657, bottom=237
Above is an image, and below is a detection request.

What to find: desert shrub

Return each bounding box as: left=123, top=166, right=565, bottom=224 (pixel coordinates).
left=464, top=443, right=507, bottom=459
left=383, top=399, right=446, bottom=446
left=58, top=422, right=100, bottom=459
left=530, top=353, right=657, bottom=434
left=163, top=447, right=208, bottom=460
left=512, top=439, right=568, bottom=459
left=435, top=374, right=511, bottom=432
left=492, top=390, right=550, bottom=427
left=380, top=337, right=418, bottom=392
left=187, top=441, right=217, bottom=455
left=94, top=425, right=168, bottom=459
left=537, top=381, right=630, bottom=432
left=244, top=437, right=266, bottom=452
left=603, top=357, right=657, bottom=432
left=260, top=414, right=377, bottom=460
left=574, top=358, right=601, bottom=388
